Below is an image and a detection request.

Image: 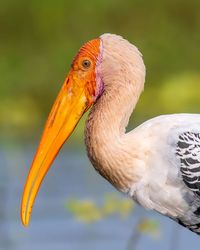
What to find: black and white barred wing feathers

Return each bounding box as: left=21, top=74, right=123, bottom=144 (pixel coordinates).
left=176, top=132, right=200, bottom=195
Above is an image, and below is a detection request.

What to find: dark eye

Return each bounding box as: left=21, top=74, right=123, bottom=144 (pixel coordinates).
left=82, top=59, right=91, bottom=69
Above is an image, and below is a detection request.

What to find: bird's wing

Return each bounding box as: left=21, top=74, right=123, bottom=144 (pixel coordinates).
left=169, top=126, right=200, bottom=234
left=132, top=114, right=200, bottom=234
left=176, top=131, right=200, bottom=195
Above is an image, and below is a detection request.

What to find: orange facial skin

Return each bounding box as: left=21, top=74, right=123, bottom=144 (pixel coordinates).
left=21, top=38, right=100, bottom=226
left=71, top=38, right=100, bottom=104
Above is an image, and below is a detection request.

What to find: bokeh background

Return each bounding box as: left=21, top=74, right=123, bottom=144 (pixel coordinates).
left=0, top=0, right=200, bottom=249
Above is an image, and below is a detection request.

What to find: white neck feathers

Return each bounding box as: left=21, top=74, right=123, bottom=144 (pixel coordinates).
left=85, top=34, right=146, bottom=191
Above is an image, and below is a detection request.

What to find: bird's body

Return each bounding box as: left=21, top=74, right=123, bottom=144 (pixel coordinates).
left=21, top=34, right=200, bottom=235
left=87, top=109, right=200, bottom=233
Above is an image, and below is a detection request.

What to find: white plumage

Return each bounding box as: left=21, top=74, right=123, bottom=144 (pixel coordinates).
left=85, top=35, right=200, bottom=234
left=21, top=34, right=200, bottom=234
left=127, top=115, right=200, bottom=229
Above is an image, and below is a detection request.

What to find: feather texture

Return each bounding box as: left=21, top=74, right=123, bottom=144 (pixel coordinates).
left=84, top=34, right=200, bottom=235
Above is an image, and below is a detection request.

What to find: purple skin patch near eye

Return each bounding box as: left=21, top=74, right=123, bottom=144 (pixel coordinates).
left=94, top=38, right=104, bottom=102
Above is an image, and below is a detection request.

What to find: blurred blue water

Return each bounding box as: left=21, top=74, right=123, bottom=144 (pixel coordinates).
left=0, top=146, right=199, bottom=250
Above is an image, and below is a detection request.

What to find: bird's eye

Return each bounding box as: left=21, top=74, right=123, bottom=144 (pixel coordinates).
left=82, top=59, right=91, bottom=69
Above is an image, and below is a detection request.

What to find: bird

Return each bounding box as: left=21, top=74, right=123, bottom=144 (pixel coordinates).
left=21, top=33, right=200, bottom=235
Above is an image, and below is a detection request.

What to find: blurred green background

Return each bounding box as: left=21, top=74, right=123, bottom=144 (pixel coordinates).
left=0, top=1, right=200, bottom=250
left=1, top=0, right=200, bottom=144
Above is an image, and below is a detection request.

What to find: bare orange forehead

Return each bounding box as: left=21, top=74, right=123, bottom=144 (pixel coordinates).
left=73, top=38, right=100, bottom=64
left=68, top=38, right=102, bottom=103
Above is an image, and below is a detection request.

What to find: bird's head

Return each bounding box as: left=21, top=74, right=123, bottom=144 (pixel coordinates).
left=21, top=34, right=145, bottom=226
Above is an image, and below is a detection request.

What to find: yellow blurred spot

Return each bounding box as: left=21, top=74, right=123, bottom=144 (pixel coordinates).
left=65, top=193, right=135, bottom=224
left=137, top=218, right=160, bottom=238
left=65, top=199, right=102, bottom=223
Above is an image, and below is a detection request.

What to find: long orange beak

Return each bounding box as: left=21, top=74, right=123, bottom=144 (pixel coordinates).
left=21, top=71, right=93, bottom=226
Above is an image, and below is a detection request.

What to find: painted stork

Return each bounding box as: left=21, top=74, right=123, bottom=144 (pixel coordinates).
left=21, top=34, right=200, bottom=234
